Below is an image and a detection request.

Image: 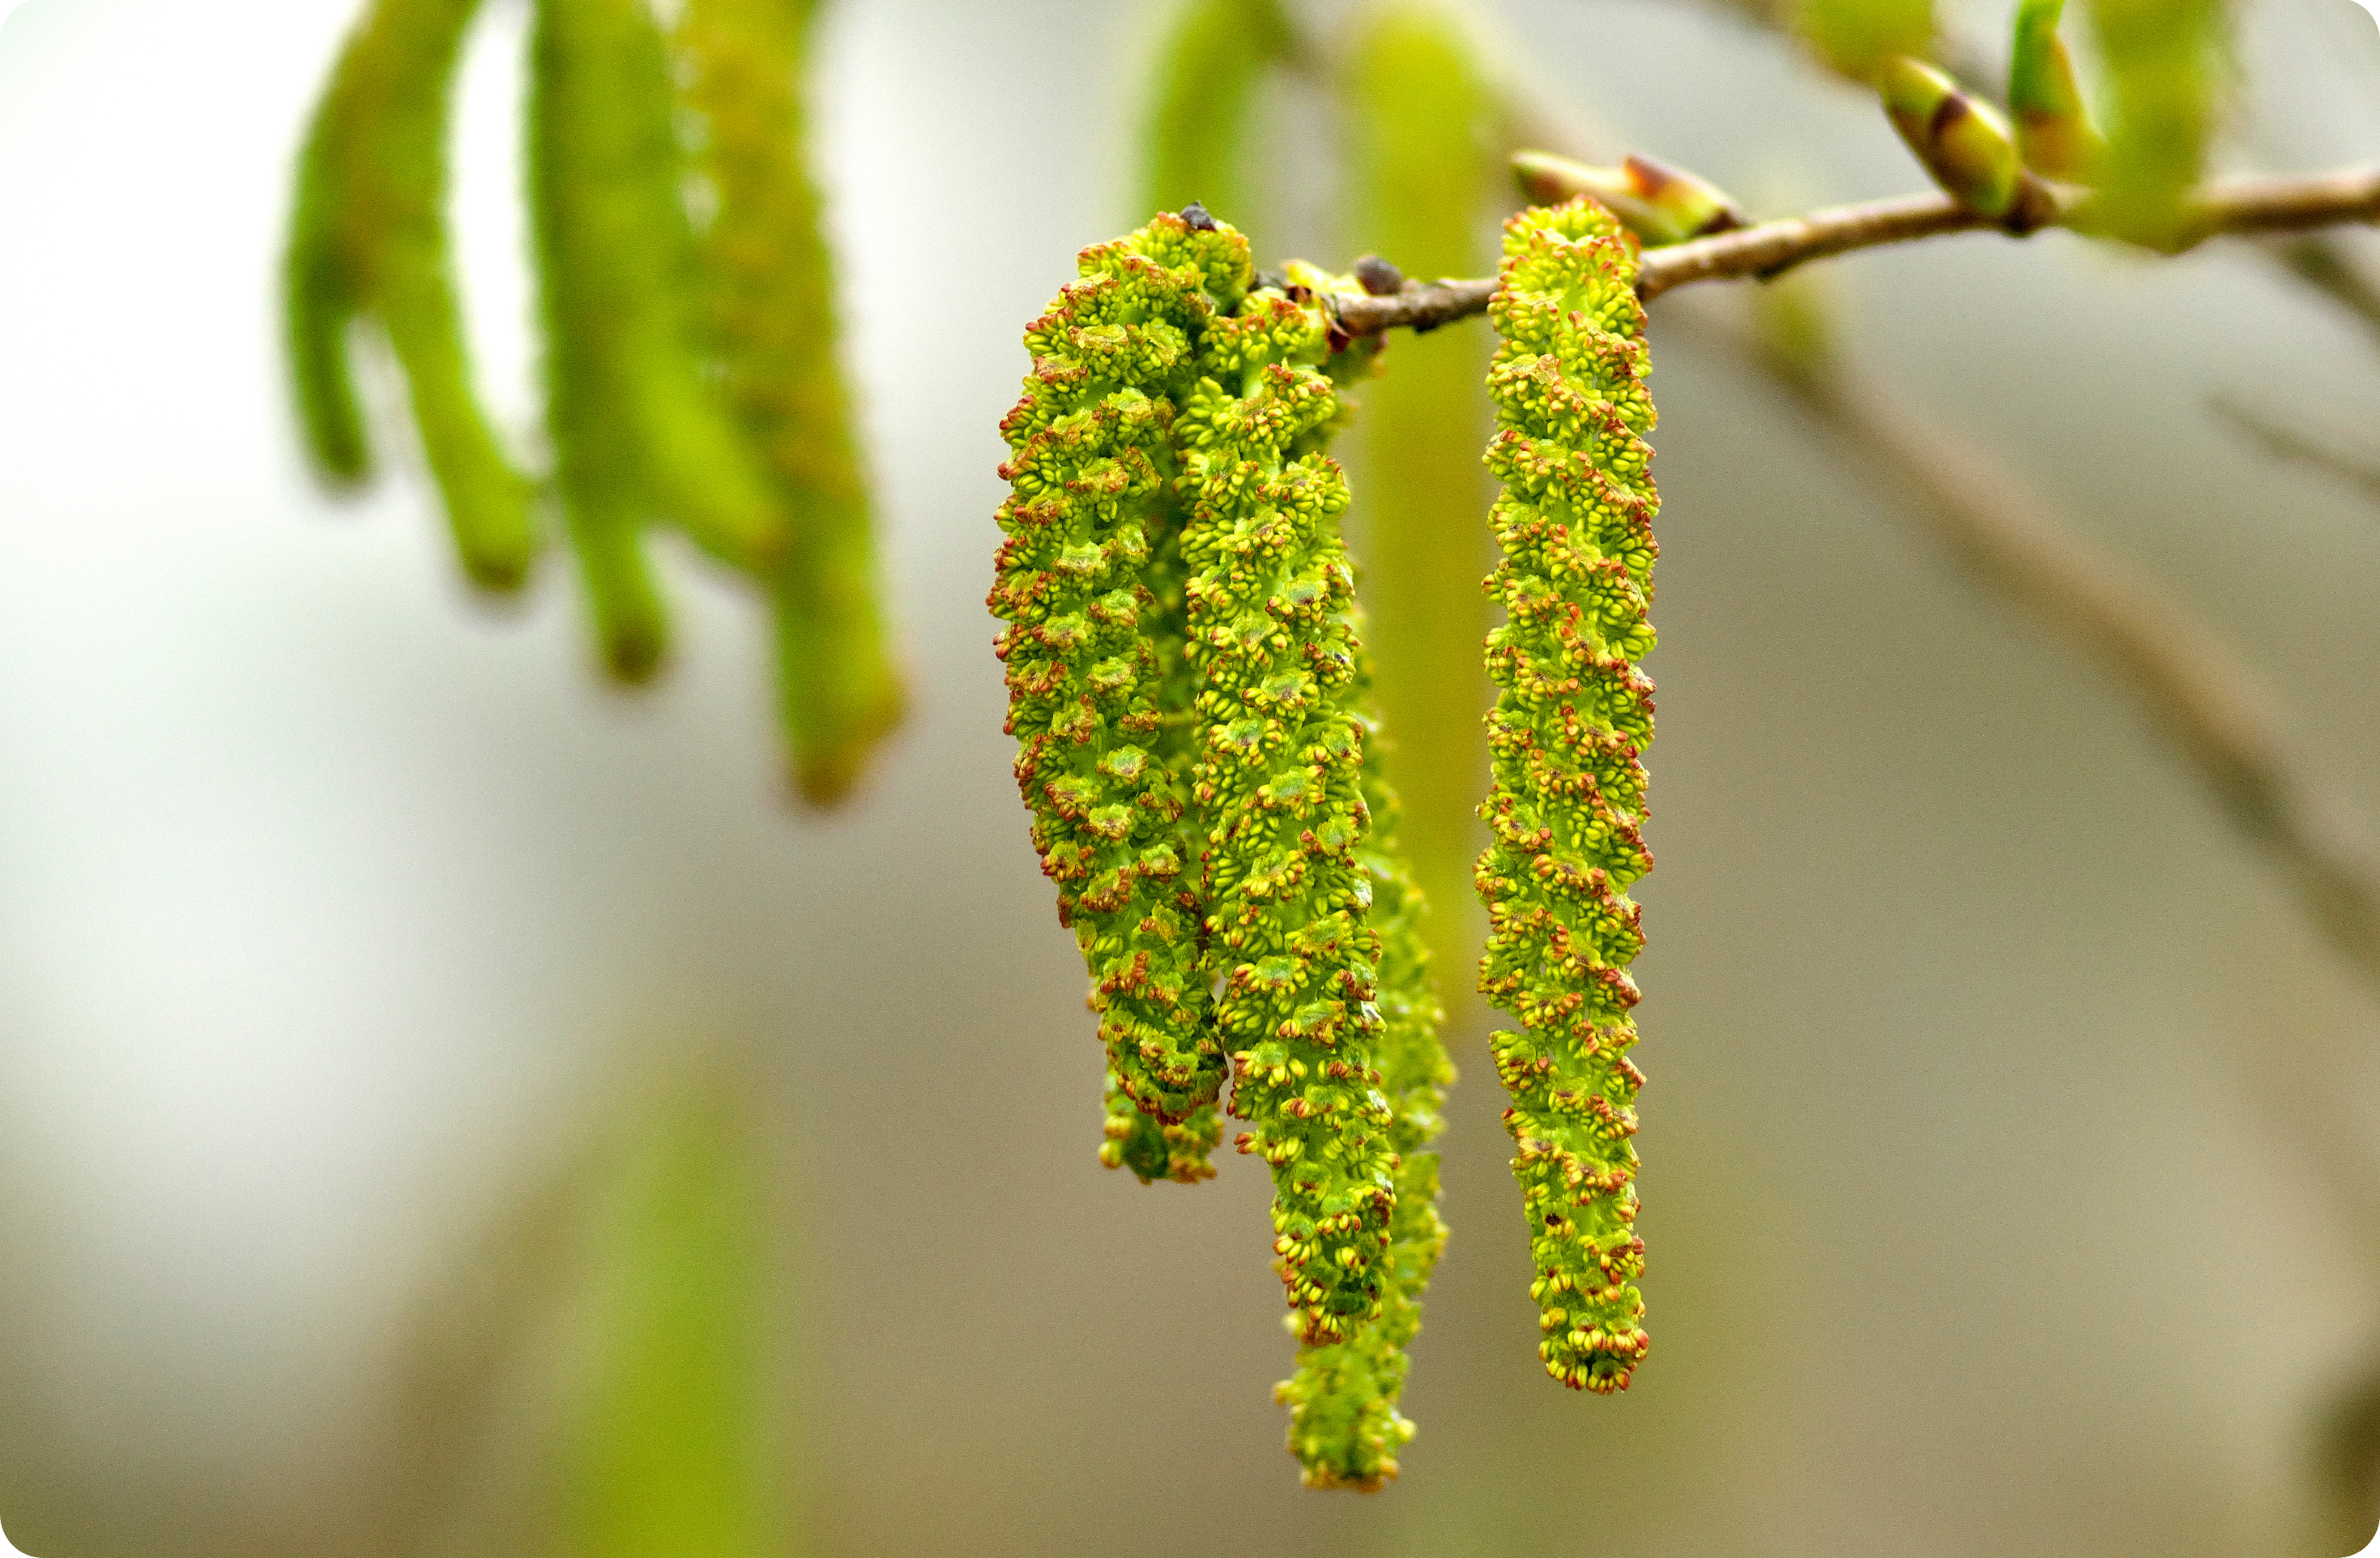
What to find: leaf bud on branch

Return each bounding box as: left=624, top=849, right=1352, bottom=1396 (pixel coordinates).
left=1511, top=150, right=1743, bottom=246
left=1878, top=56, right=2060, bottom=233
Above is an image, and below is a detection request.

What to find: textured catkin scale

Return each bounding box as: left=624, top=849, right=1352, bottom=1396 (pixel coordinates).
left=1477, top=199, right=1657, bottom=1394
left=1274, top=660, right=1453, bottom=1489
left=992, top=212, right=1252, bottom=1185
left=286, top=0, right=540, bottom=590
left=1177, top=265, right=1398, bottom=1346
left=678, top=0, right=906, bottom=806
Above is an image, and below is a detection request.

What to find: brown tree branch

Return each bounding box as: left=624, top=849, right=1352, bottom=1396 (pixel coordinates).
left=1288, top=17, right=2380, bottom=994
left=1757, top=344, right=2380, bottom=992
left=2215, top=395, right=2380, bottom=510
left=1328, top=166, right=2380, bottom=335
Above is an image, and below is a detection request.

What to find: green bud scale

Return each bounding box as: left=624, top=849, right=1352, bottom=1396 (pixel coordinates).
left=2008, top=0, right=2104, bottom=183
left=1477, top=199, right=1657, bottom=1394
left=1878, top=56, right=2056, bottom=232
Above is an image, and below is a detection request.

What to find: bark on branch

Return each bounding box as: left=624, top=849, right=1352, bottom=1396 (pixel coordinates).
left=1328, top=166, right=2380, bottom=335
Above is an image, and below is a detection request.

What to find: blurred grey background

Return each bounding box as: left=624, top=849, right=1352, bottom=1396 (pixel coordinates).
left=4, top=0, right=2380, bottom=1553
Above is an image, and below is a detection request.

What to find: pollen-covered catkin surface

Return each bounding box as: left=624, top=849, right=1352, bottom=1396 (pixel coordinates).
left=1275, top=678, right=1452, bottom=1488
left=1478, top=198, right=1657, bottom=1394
left=992, top=212, right=1252, bottom=1185
left=1178, top=267, right=1397, bottom=1346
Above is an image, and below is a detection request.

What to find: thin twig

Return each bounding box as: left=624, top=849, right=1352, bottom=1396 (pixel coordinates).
left=1301, top=15, right=2380, bottom=992
left=1766, top=352, right=2380, bottom=990
left=2214, top=395, right=2380, bottom=510
left=1329, top=166, right=2380, bottom=335
left=2267, top=233, right=2380, bottom=354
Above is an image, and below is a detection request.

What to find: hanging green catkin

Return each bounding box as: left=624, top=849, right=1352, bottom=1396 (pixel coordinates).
left=1124, top=0, right=1301, bottom=1184
left=1137, top=0, right=1296, bottom=246
left=1477, top=198, right=1656, bottom=1394
left=678, top=0, right=906, bottom=806
left=529, top=0, right=785, bottom=679
left=1340, top=3, right=1495, bottom=1027
left=287, top=0, right=540, bottom=590
left=992, top=211, right=1250, bottom=1185
left=1179, top=255, right=1397, bottom=1347
left=1275, top=640, right=1452, bottom=1488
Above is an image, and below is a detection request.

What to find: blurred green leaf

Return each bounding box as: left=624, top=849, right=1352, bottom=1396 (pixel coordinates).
left=1137, top=0, right=1296, bottom=236
left=564, top=1062, right=782, bottom=1558
left=368, top=1056, right=791, bottom=1558
left=1340, top=1, right=1498, bottom=1018
left=1794, top=0, right=1934, bottom=80
left=2084, top=0, right=2226, bottom=247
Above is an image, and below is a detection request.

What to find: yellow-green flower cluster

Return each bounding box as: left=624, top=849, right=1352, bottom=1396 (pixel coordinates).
left=1477, top=199, right=1657, bottom=1394
left=1178, top=267, right=1397, bottom=1349
left=1273, top=659, right=1452, bottom=1488
left=992, top=212, right=1249, bottom=1185
left=996, top=218, right=1454, bottom=1482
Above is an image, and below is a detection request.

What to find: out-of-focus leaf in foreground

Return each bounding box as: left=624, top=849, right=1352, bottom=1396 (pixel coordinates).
left=2083, top=0, right=2226, bottom=247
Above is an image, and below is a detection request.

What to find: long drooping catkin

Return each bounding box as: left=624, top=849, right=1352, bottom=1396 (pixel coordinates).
left=1179, top=270, right=1397, bottom=1347
left=528, top=0, right=784, bottom=679
left=678, top=0, right=905, bottom=805
left=992, top=212, right=1247, bottom=1184
left=287, top=0, right=538, bottom=590
left=1273, top=666, right=1452, bottom=1488
left=1477, top=198, right=1657, bottom=1394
